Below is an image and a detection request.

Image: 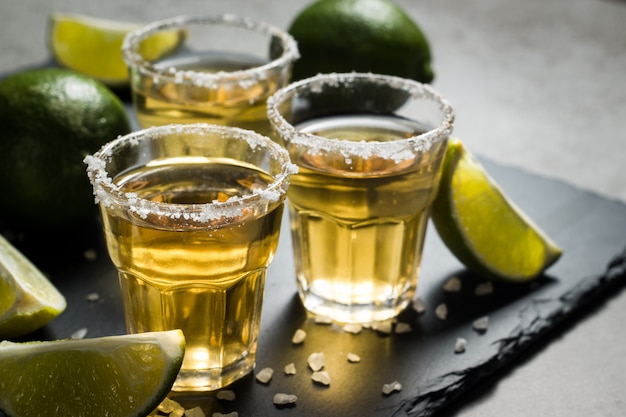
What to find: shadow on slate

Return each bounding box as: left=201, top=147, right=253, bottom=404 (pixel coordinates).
left=1, top=113, right=625, bottom=417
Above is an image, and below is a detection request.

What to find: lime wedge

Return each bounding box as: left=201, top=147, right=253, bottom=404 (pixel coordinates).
left=48, top=13, right=186, bottom=86
left=0, top=234, right=66, bottom=339
left=0, top=330, right=185, bottom=417
left=431, top=139, right=563, bottom=282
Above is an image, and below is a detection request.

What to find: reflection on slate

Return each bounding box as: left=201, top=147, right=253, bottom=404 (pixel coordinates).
left=1, top=157, right=625, bottom=417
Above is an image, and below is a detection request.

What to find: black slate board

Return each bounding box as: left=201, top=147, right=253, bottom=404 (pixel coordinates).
left=2, top=155, right=626, bottom=417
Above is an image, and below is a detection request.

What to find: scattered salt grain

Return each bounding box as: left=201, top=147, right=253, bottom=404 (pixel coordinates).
left=372, top=319, right=393, bottom=334
left=347, top=353, right=361, bottom=363
left=455, top=337, right=468, bottom=353
left=314, top=315, right=333, bottom=324
left=474, top=281, right=494, bottom=296
left=273, top=393, right=298, bottom=406
left=71, top=328, right=88, bottom=339
left=443, top=276, right=462, bottom=292
left=292, top=329, right=306, bottom=344
left=395, top=322, right=412, bottom=334
left=211, top=412, right=238, bottom=417
left=184, top=407, right=206, bottom=417
left=311, top=371, right=331, bottom=386
left=83, top=249, right=97, bottom=261
left=382, top=381, right=403, bottom=395
left=85, top=292, right=100, bottom=302
left=216, top=390, right=236, bottom=401
left=473, top=316, right=489, bottom=333
left=307, top=352, right=325, bottom=371
left=343, top=323, right=362, bottom=334
left=284, top=362, right=297, bottom=375
left=435, top=303, right=448, bottom=320
left=158, top=398, right=184, bottom=415
left=255, top=367, right=274, bottom=384
left=412, top=297, right=426, bottom=314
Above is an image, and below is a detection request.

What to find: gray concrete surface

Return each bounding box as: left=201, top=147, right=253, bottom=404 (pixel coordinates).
left=1, top=0, right=625, bottom=416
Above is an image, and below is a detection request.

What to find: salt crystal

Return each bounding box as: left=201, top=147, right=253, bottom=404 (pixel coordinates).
left=307, top=352, right=325, bottom=371
left=273, top=393, right=298, bottom=406
left=216, top=390, right=236, bottom=401
left=473, top=316, right=489, bottom=333
left=311, top=371, right=331, bottom=386
left=372, top=319, right=393, bottom=334
left=83, top=249, right=97, bottom=261
left=284, top=362, right=297, bottom=375
left=474, top=281, right=494, bottom=296
left=347, top=353, right=361, bottom=363
left=71, top=328, right=88, bottom=339
left=435, top=303, right=448, bottom=320
left=443, top=276, right=462, bottom=292
left=412, top=297, right=426, bottom=314
left=85, top=292, right=100, bottom=302
left=382, top=380, right=402, bottom=395
left=292, top=329, right=306, bottom=344
left=211, top=413, right=238, bottom=417
left=158, top=398, right=184, bottom=414
left=395, top=322, right=412, bottom=334
left=255, top=367, right=274, bottom=384
left=314, top=315, right=333, bottom=324
left=455, top=337, right=468, bottom=353
left=343, top=323, right=362, bottom=334
left=184, top=407, right=206, bottom=417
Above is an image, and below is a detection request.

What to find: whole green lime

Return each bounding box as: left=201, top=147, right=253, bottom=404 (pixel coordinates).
left=287, top=0, right=434, bottom=83
left=0, top=68, right=131, bottom=229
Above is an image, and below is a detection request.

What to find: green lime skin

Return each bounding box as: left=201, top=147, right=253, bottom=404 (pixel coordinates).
left=0, top=68, right=131, bottom=229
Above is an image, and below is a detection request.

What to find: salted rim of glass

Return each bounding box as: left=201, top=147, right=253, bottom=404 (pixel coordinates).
left=121, top=14, right=300, bottom=87
left=266, top=72, right=455, bottom=163
left=84, top=123, right=297, bottom=223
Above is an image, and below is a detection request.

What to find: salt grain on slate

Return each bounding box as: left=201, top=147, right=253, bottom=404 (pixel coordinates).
left=343, top=323, right=362, bottom=334
left=212, top=412, right=238, bottom=417
left=158, top=398, right=184, bottom=414
left=273, top=393, right=298, bottom=406
left=307, top=352, right=325, bottom=371
left=455, top=337, right=467, bottom=353
left=314, top=315, right=333, bottom=324
left=216, top=390, right=236, bottom=401
left=372, top=320, right=393, bottom=334
left=311, top=371, right=331, bottom=386
left=255, top=367, right=274, bottom=384
left=382, top=381, right=402, bottom=395
left=473, top=316, right=489, bottom=333
left=85, top=292, right=100, bottom=302
left=442, top=276, right=462, bottom=292
left=474, top=281, right=494, bottom=296
left=347, top=353, right=361, bottom=363
left=435, top=303, right=448, bottom=320
left=284, top=362, right=297, bottom=375
left=83, top=249, right=97, bottom=261
left=412, top=297, right=426, bottom=314
left=71, top=328, right=88, bottom=339
left=395, top=322, right=412, bottom=334
left=185, top=407, right=206, bottom=417
left=292, top=329, right=306, bottom=344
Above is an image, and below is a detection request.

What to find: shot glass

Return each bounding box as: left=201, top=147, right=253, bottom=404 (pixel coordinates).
left=85, top=123, right=295, bottom=391
left=267, top=73, right=455, bottom=324
left=122, top=14, right=299, bottom=135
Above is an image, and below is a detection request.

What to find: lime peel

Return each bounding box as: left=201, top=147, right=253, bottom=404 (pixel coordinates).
left=0, top=234, right=66, bottom=339
left=431, top=138, right=563, bottom=282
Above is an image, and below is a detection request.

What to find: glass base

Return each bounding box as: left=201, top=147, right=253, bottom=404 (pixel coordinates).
left=171, top=355, right=256, bottom=392
left=298, top=288, right=412, bottom=324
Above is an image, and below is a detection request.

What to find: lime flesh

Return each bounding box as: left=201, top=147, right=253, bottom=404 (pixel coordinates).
left=0, top=234, right=66, bottom=339
left=0, top=330, right=185, bottom=417
left=431, top=139, right=563, bottom=282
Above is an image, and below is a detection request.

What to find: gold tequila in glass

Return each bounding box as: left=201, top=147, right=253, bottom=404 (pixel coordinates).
left=122, top=15, right=299, bottom=135
left=85, top=124, right=295, bottom=391
left=267, top=73, right=454, bottom=324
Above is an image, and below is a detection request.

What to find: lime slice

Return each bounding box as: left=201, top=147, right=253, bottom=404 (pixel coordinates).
left=431, top=139, right=563, bottom=282
left=0, top=234, right=66, bottom=339
left=0, top=330, right=185, bottom=417
left=48, top=13, right=186, bottom=86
